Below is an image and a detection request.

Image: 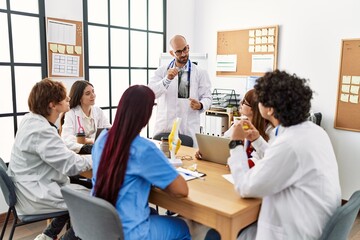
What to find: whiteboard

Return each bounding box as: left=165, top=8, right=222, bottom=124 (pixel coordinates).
left=159, top=53, right=208, bottom=70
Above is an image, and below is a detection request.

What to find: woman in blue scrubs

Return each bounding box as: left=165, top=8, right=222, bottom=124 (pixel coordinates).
left=92, top=85, right=191, bottom=240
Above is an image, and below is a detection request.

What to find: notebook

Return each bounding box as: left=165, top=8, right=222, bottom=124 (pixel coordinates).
left=195, top=133, right=231, bottom=165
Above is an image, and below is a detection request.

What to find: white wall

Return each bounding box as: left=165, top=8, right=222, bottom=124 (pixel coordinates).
left=168, top=0, right=360, bottom=200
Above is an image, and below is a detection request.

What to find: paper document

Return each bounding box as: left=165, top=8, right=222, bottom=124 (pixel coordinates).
left=222, top=174, right=234, bottom=184
left=177, top=167, right=205, bottom=181
left=47, top=19, right=76, bottom=45
left=251, top=54, right=274, bottom=73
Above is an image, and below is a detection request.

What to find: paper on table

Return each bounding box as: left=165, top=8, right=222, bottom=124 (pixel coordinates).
left=168, top=158, right=182, bottom=167
left=177, top=167, right=205, bottom=181
left=222, top=174, right=234, bottom=184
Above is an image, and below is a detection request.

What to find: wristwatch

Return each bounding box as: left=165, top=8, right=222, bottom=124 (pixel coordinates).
left=229, top=140, right=244, bottom=149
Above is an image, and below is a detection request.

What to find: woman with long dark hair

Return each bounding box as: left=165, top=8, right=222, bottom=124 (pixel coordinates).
left=92, top=85, right=191, bottom=240
left=61, top=80, right=111, bottom=153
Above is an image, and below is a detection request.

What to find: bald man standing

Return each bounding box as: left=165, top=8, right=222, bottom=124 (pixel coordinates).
left=148, top=35, right=212, bottom=146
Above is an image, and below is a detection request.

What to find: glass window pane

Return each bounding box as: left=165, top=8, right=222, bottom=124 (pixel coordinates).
left=110, top=0, right=128, bottom=27
left=10, top=0, right=38, bottom=14
left=0, top=117, right=15, bottom=162
left=101, top=109, right=110, bottom=124
left=12, top=15, right=41, bottom=63
left=149, top=33, right=164, bottom=68
left=111, top=28, right=129, bottom=67
left=87, top=0, right=108, bottom=24
left=0, top=13, right=10, bottom=62
left=88, top=26, right=109, bottom=66
left=0, top=66, right=12, bottom=113
left=0, top=0, right=6, bottom=9
left=130, top=31, right=147, bottom=67
left=130, top=0, right=146, bottom=30
left=149, top=0, right=163, bottom=32
left=130, top=69, right=147, bottom=86
left=15, top=66, right=41, bottom=112
left=111, top=108, right=117, bottom=123
left=111, top=69, right=129, bottom=106
left=89, top=69, right=109, bottom=107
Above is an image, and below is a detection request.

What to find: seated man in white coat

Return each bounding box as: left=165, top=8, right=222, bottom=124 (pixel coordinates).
left=206, top=70, right=341, bottom=239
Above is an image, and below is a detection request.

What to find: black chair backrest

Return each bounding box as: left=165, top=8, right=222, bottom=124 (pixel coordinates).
left=319, top=190, right=360, bottom=240
left=61, top=186, right=124, bottom=240
left=0, top=166, right=17, bottom=208
left=153, top=132, right=194, bottom=147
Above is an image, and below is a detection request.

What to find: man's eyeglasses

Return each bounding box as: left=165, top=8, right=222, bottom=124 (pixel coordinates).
left=174, top=45, right=189, bottom=56
left=240, top=99, right=251, bottom=107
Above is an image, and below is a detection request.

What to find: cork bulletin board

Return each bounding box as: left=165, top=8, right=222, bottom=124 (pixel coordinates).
left=334, top=39, right=360, bottom=132
left=216, top=25, right=278, bottom=77
left=46, top=17, right=84, bottom=78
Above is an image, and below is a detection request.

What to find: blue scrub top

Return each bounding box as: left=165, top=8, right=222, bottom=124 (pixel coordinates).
left=91, top=130, right=179, bottom=239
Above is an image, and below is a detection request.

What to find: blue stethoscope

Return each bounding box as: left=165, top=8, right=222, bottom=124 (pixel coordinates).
left=275, top=125, right=280, bottom=136
left=167, top=59, right=192, bottom=82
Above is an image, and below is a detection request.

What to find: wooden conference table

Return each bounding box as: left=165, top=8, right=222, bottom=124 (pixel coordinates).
left=81, top=143, right=261, bottom=239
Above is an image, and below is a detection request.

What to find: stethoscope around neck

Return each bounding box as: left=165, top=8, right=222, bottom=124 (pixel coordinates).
left=167, top=59, right=191, bottom=82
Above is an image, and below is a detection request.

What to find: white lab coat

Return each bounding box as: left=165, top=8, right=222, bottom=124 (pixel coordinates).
left=61, top=105, right=111, bottom=153
left=148, top=61, right=212, bottom=146
left=228, top=121, right=341, bottom=240
left=224, top=123, right=275, bottom=164
left=7, top=113, right=92, bottom=215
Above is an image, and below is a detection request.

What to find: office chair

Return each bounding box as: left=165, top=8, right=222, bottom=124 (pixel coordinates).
left=61, top=186, right=124, bottom=240
left=153, top=132, right=194, bottom=147
left=319, top=190, right=360, bottom=240
left=0, top=161, right=68, bottom=240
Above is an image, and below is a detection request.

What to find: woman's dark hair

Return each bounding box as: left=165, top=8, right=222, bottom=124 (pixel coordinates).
left=93, top=85, right=155, bottom=205
left=28, top=78, right=67, bottom=117
left=244, top=89, right=269, bottom=141
left=69, top=80, right=94, bottom=108
left=254, top=70, right=313, bottom=127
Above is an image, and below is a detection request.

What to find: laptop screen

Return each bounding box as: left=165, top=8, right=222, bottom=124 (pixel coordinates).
left=195, top=133, right=230, bottom=165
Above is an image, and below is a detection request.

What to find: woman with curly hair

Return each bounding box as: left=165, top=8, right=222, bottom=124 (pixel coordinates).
left=206, top=70, right=341, bottom=239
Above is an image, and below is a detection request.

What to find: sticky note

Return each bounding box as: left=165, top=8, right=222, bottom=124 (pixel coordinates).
left=262, top=28, right=268, bottom=36
left=341, top=84, right=350, bottom=93
left=268, top=36, right=274, bottom=44
left=50, top=43, right=58, bottom=53
left=262, top=37, right=268, bottom=44
left=75, top=46, right=82, bottom=54
left=340, top=94, right=349, bottom=102
left=351, top=76, right=360, bottom=84
left=261, top=45, right=268, bottom=52
left=58, top=45, right=65, bottom=54
left=268, top=28, right=275, bottom=36
left=342, top=76, right=351, bottom=84
left=255, top=37, right=262, bottom=44
left=256, top=29, right=262, bottom=36
left=249, top=38, right=255, bottom=45
left=350, top=85, right=359, bottom=94
left=249, top=46, right=255, bottom=53
left=249, top=30, right=255, bottom=37
left=255, top=45, right=261, bottom=52
left=268, top=45, right=275, bottom=52
left=66, top=45, right=74, bottom=54
left=349, top=95, right=359, bottom=104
